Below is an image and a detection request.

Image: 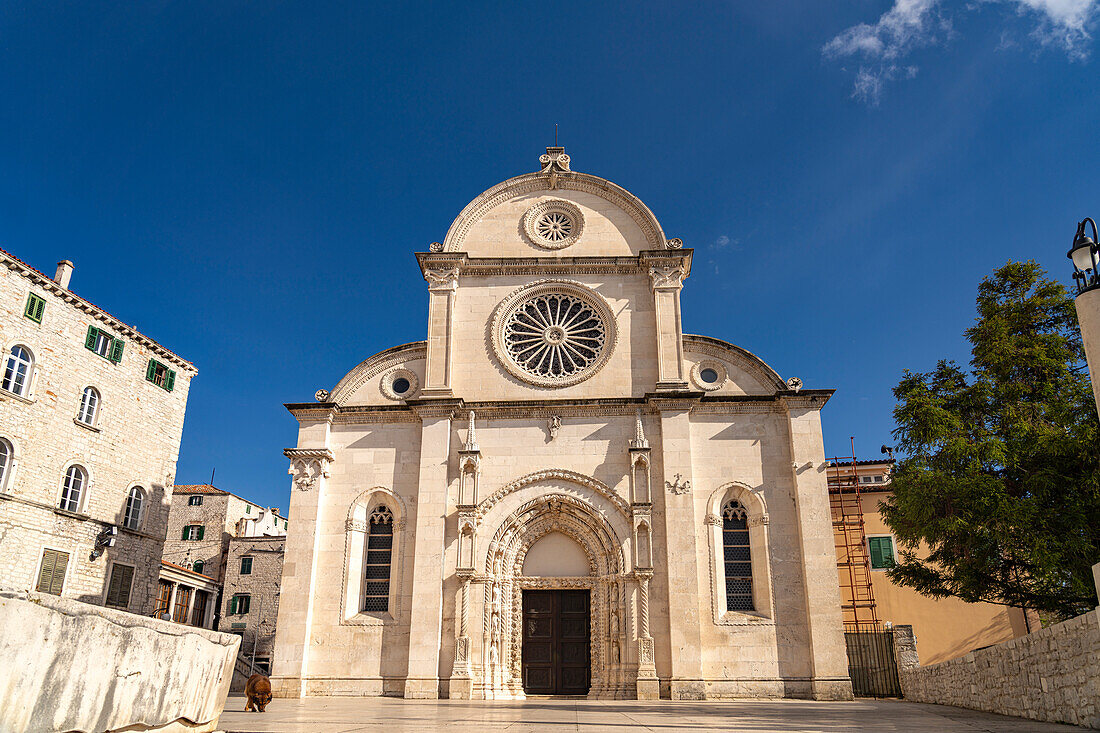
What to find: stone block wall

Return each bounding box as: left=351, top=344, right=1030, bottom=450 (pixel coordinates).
left=900, top=609, right=1100, bottom=728
left=0, top=587, right=238, bottom=733
left=220, top=535, right=284, bottom=663
left=0, top=252, right=195, bottom=614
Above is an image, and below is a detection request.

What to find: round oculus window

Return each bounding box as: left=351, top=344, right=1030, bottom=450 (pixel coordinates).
left=380, top=369, right=419, bottom=401
left=691, top=360, right=727, bottom=391
left=522, top=200, right=584, bottom=250
left=491, top=281, right=617, bottom=388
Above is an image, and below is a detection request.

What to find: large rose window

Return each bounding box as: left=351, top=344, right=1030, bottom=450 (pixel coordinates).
left=491, top=281, right=617, bottom=387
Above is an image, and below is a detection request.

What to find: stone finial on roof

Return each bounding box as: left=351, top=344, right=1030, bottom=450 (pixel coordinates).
left=540, top=146, right=571, bottom=174
left=465, top=410, right=479, bottom=452
left=631, top=410, right=649, bottom=450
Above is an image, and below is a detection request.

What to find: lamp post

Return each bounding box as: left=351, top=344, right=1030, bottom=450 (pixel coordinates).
left=1067, top=217, right=1100, bottom=416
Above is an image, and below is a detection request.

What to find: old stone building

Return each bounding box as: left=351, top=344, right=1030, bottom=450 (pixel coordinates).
left=271, top=148, right=851, bottom=701
left=221, top=534, right=285, bottom=680
left=0, top=249, right=195, bottom=614
left=162, top=484, right=286, bottom=583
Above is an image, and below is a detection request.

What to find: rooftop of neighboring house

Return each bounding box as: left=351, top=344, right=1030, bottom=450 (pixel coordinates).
left=173, top=484, right=288, bottom=522
left=826, top=457, right=895, bottom=491
left=2, top=247, right=195, bottom=371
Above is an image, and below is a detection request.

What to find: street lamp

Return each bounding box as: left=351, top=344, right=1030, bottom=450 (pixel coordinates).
left=1068, top=218, right=1099, bottom=294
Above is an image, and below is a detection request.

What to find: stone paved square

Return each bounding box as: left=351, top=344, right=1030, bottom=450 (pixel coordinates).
left=217, top=697, right=1084, bottom=732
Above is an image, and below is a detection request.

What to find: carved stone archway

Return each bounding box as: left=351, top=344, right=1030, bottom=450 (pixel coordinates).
left=477, top=490, right=634, bottom=699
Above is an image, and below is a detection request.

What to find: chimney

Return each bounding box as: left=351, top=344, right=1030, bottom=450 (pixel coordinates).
left=54, top=260, right=74, bottom=289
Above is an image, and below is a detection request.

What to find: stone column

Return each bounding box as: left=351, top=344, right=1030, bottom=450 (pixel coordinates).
left=451, top=569, right=474, bottom=698
left=185, top=586, right=197, bottom=626
left=417, top=254, right=465, bottom=398
left=785, top=399, right=854, bottom=701
left=654, top=398, right=705, bottom=699
left=166, top=583, right=178, bottom=622
left=270, top=437, right=335, bottom=698
left=642, top=251, right=692, bottom=391
left=1074, top=288, right=1100, bottom=418
left=635, top=571, right=659, bottom=699
left=204, top=591, right=217, bottom=629
left=404, top=402, right=458, bottom=698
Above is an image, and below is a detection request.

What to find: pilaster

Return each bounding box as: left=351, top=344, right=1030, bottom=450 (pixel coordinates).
left=784, top=398, right=854, bottom=701
left=270, top=440, right=335, bottom=698
left=417, top=253, right=467, bottom=398
left=653, top=396, right=706, bottom=699
left=403, top=400, right=460, bottom=698
left=642, top=250, right=692, bottom=391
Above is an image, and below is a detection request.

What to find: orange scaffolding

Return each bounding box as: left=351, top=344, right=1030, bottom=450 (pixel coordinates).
left=829, top=438, right=880, bottom=632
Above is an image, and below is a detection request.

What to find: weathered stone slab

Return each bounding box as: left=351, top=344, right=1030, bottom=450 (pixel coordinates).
left=0, top=587, right=238, bottom=733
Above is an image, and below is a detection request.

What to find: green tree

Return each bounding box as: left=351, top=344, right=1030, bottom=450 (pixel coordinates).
left=883, top=260, right=1100, bottom=618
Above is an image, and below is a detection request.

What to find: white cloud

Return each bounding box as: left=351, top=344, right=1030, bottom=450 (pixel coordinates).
left=714, top=235, right=731, bottom=249
left=823, top=0, right=943, bottom=61
left=824, top=0, right=1098, bottom=102
left=1008, top=0, right=1097, bottom=57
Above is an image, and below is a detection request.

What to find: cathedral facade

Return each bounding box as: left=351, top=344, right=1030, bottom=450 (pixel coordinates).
left=270, top=149, right=852, bottom=701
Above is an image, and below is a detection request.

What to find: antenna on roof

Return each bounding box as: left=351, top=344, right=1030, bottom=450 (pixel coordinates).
left=210, top=467, right=216, bottom=486
left=555, top=123, right=558, bottom=147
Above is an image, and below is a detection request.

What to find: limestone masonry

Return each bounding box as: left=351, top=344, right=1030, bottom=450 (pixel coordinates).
left=0, top=249, right=195, bottom=614
left=270, top=148, right=853, bottom=701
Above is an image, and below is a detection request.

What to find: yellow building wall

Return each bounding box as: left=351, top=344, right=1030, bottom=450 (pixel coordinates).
left=838, top=489, right=1033, bottom=666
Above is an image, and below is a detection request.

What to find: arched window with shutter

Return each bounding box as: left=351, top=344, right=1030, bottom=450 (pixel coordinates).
left=123, top=486, right=145, bottom=530
left=0, top=438, right=12, bottom=492
left=362, top=506, right=394, bottom=612
left=60, top=465, right=87, bottom=513
left=722, top=499, right=753, bottom=612
left=2, top=345, right=33, bottom=397
left=77, top=387, right=100, bottom=426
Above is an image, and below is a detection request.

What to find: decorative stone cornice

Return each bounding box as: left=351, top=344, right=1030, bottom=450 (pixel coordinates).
left=648, top=264, right=685, bottom=290
left=405, top=397, right=465, bottom=419
left=639, top=250, right=692, bottom=290
left=284, top=448, right=335, bottom=492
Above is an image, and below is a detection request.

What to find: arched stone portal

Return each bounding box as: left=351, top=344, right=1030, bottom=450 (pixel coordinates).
left=469, top=474, right=636, bottom=699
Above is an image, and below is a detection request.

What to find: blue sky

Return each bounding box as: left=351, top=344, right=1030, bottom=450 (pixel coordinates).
left=2, top=2, right=1098, bottom=511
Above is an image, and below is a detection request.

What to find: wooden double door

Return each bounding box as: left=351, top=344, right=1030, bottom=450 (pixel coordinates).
left=521, top=589, right=590, bottom=695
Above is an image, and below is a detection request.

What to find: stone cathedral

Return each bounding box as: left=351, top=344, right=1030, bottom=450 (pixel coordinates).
left=271, top=148, right=852, bottom=701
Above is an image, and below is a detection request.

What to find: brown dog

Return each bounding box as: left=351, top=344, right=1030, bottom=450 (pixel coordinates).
left=244, top=674, right=272, bottom=712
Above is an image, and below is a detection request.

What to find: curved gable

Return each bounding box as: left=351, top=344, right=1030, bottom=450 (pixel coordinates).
left=328, top=341, right=427, bottom=405
left=441, top=170, right=668, bottom=257
left=683, top=334, right=786, bottom=395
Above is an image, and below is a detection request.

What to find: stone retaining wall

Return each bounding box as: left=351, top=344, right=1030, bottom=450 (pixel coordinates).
left=0, top=587, right=239, bottom=733
left=900, top=608, right=1100, bottom=728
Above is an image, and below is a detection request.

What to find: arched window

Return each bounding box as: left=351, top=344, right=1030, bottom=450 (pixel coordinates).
left=60, top=465, right=87, bottom=513
left=77, top=387, right=100, bottom=426
left=0, top=438, right=11, bottom=491
left=193, top=559, right=205, bottom=575
left=123, top=486, right=145, bottom=530
left=2, top=345, right=33, bottom=397
left=362, top=506, right=394, bottom=612
left=722, top=499, right=753, bottom=611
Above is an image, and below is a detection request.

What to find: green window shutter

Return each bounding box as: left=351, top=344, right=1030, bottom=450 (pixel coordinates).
left=182, top=526, right=190, bottom=540
left=146, top=360, right=157, bottom=383
left=109, top=338, right=124, bottom=363
left=37, top=550, right=57, bottom=593
left=105, top=565, right=133, bottom=607
left=229, top=596, right=238, bottom=614
left=85, top=325, right=99, bottom=350
left=869, top=537, right=894, bottom=569
left=196, top=526, right=204, bottom=540
left=165, top=369, right=176, bottom=392
left=246, top=505, right=251, bottom=514
left=25, top=293, right=45, bottom=323
left=240, top=595, right=250, bottom=613
left=38, top=550, right=69, bottom=596
left=50, top=552, right=68, bottom=595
